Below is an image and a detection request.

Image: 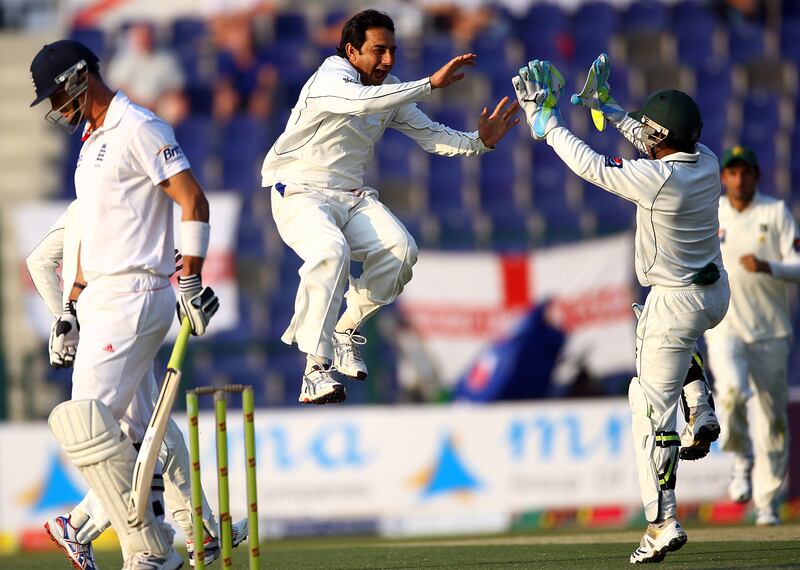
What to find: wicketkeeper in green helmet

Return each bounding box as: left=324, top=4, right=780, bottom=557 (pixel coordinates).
left=512, top=54, right=731, bottom=564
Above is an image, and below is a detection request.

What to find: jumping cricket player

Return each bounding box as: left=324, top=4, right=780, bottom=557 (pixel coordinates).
left=261, top=9, right=520, bottom=404
left=27, top=202, right=247, bottom=568
left=30, top=39, right=219, bottom=569
left=513, top=55, right=730, bottom=563
left=704, top=145, right=800, bottom=526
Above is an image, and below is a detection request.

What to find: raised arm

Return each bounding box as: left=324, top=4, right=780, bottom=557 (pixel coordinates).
left=546, top=126, right=670, bottom=207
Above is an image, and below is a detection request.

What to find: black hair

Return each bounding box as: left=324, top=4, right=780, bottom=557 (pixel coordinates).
left=336, top=9, right=395, bottom=58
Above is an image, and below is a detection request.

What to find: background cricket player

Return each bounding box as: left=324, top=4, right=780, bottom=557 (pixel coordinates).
left=30, top=39, right=218, bottom=569
left=704, top=145, right=800, bottom=526
left=26, top=202, right=247, bottom=568
left=261, top=9, right=520, bottom=405
left=513, top=55, right=730, bottom=563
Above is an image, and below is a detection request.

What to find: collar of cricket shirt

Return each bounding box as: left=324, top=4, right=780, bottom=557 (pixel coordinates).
left=660, top=149, right=699, bottom=164
left=96, top=90, right=130, bottom=133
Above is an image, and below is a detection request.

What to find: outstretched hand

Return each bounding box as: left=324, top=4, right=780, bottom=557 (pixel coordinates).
left=478, top=96, right=520, bottom=148
left=430, top=53, right=476, bottom=89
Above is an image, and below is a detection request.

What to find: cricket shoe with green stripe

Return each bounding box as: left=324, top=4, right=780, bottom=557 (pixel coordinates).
left=630, top=518, right=688, bottom=564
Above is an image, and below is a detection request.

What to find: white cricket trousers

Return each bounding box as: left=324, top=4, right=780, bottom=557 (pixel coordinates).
left=271, top=183, right=418, bottom=359
left=705, top=333, right=790, bottom=511
left=71, top=272, right=174, bottom=443
left=634, top=276, right=730, bottom=520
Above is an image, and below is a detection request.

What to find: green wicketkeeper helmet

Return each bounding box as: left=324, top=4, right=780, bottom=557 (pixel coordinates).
left=629, top=89, right=703, bottom=154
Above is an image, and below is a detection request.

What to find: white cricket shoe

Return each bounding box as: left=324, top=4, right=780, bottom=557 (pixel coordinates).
left=728, top=456, right=753, bottom=503
left=299, top=365, right=346, bottom=404
left=755, top=507, right=780, bottom=527
left=332, top=329, right=368, bottom=380
left=121, top=549, right=183, bottom=570
left=629, top=518, right=688, bottom=564
left=44, top=514, right=99, bottom=570
left=679, top=404, right=720, bottom=461
left=187, top=518, right=249, bottom=567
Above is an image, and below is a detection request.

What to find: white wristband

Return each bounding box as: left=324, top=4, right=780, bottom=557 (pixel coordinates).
left=180, top=221, right=210, bottom=258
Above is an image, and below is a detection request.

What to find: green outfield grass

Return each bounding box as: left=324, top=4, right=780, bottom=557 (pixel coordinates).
left=3, top=525, right=799, bottom=569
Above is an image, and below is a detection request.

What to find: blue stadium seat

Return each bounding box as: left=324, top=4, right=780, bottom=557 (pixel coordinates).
left=376, top=128, right=417, bottom=181
left=174, top=115, right=213, bottom=187
left=437, top=211, right=478, bottom=250
left=170, top=18, right=208, bottom=47
left=274, top=12, right=308, bottom=43
left=218, top=115, right=272, bottom=195
left=741, top=91, right=781, bottom=143
left=571, top=2, right=619, bottom=62
left=70, top=27, right=106, bottom=58
left=581, top=182, right=634, bottom=233
left=427, top=109, right=468, bottom=214
left=672, top=2, right=717, bottom=65
left=479, top=143, right=516, bottom=214
left=780, top=19, right=800, bottom=63
left=237, top=216, right=266, bottom=258
left=623, top=1, right=668, bottom=30
left=521, top=4, right=568, bottom=63
left=488, top=209, right=529, bottom=251
left=693, top=60, right=733, bottom=114
left=421, top=37, right=457, bottom=67
left=727, top=20, right=765, bottom=64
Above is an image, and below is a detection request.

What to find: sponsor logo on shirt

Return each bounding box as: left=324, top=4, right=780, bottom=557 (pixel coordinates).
left=604, top=156, right=623, bottom=168
left=718, top=228, right=726, bottom=243
left=94, top=143, right=107, bottom=167
left=342, top=77, right=359, bottom=84
left=160, top=144, right=184, bottom=164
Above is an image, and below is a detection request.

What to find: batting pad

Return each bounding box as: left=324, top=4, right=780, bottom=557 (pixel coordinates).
left=48, top=399, right=172, bottom=557
left=628, top=378, right=678, bottom=523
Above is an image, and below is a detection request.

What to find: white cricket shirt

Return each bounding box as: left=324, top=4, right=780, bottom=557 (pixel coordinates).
left=261, top=55, right=490, bottom=190
left=706, top=192, right=800, bottom=342
left=74, top=92, right=190, bottom=281
left=547, top=125, right=724, bottom=288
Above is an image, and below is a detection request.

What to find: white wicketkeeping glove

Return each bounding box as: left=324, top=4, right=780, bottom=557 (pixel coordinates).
left=570, top=52, right=626, bottom=129
left=176, top=274, right=219, bottom=336
left=512, top=59, right=565, bottom=141
left=49, top=300, right=79, bottom=368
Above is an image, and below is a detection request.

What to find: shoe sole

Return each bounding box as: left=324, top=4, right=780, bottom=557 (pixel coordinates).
left=341, top=370, right=367, bottom=381
left=43, top=522, right=86, bottom=570
left=299, top=385, right=347, bottom=405
left=679, top=423, right=720, bottom=461
left=632, top=534, right=688, bottom=564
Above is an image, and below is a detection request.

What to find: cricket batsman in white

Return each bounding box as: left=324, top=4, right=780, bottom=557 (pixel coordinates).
left=512, top=55, right=730, bottom=563
left=705, top=145, right=800, bottom=526
left=27, top=202, right=248, bottom=568
left=30, top=39, right=219, bottom=569
left=262, top=9, right=520, bottom=404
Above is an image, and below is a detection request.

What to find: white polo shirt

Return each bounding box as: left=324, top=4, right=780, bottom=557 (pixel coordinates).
left=706, top=191, right=800, bottom=342
left=261, top=55, right=489, bottom=190
left=546, top=125, right=724, bottom=288
left=74, top=92, right=190, bottom=281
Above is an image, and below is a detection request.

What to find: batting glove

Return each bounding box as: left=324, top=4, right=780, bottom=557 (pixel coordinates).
left=176, top=274, right=220, bottom=336
left=570, top=53, right=626, bottom=129
left=49, top=300, right=79, bottom=368
left=512, top=59, right=565, bottom=140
